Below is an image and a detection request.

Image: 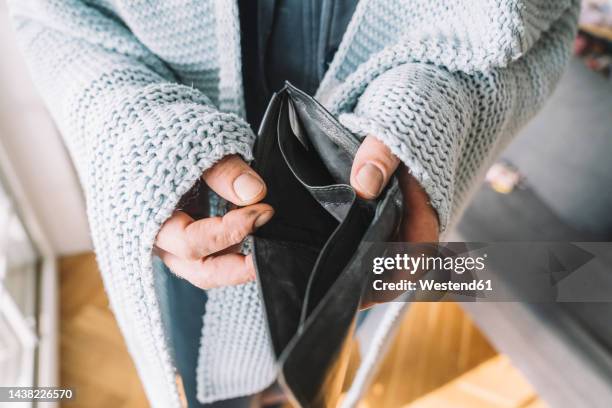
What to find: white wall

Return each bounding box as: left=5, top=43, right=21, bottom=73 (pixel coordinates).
left=0, top=1, right=92, bottom=255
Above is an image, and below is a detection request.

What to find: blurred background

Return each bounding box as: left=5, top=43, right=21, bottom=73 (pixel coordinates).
left=0, top=0, right=611, bottom=407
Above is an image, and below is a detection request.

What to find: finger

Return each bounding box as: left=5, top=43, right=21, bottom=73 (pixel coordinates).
left=398, top=167, right=439, bottom=242
left=155, top=204, right=274, bottom=260
left=156, top=248, right=255, bottom=289
left=203, top=155, right=267, bottom=206
left=185, top=203, right=273, bottom=258
left=197, top=253, right=256, bottom=288
left=155, top=211, right=195, bottom=255
left=350, top=136, right=401, bottom=199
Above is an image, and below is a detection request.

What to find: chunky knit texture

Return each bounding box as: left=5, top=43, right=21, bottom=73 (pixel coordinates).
left=8, top=0, right=578, bottom=406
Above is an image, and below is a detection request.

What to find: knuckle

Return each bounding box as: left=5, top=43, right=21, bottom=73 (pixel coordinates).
left=180, top=236, right=201, bottom=260
left=181, top=245, right=200, bottom=261
left=210, top=230, right=226, bottom=250
left=223, top=227, right=246, bottom=247
left=211, top=231, right=227, bottom=250
left=221, top=215, right=249, bottom=245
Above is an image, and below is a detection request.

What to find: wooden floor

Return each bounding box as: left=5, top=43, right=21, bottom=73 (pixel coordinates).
left=59, top=253, right=148, bottom=407
left=406, top=355, right=545, bottom=408
left=360, top=302, right=498, bottom=407
left=59, top=252, right=543, bottom=408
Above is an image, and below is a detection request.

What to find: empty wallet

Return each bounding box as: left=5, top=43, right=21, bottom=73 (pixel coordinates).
left=251, top=83, right=404, bottom=407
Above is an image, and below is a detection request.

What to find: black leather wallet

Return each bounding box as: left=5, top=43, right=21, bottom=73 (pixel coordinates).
left=252, top=83, right=403, bottom=407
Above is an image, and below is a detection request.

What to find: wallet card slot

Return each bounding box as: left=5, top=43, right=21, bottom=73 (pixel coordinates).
left=286, top=84, right=359, bottom=184
left=277, top=98, right=337, bottom=187
left=277, top=98, right=358, bottom=222
left=307, top=186, right=354, bottom=222
left=253, top=96, right=339, bottom=248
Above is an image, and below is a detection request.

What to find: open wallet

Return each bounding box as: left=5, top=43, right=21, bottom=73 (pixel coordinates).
left=251, top=83, right=404, bottom=407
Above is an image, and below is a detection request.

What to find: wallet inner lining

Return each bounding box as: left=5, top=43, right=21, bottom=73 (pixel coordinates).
left=252, top=90, right=375, bottom=358
left=253, top=101, right=339, bottom=250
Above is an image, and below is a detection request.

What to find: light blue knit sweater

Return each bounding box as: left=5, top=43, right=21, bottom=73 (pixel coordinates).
left=9, top=0, right=578, bottom=406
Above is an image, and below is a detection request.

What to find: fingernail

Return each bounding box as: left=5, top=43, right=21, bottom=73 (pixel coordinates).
left=233, top=173, right=265, bottom=203
left=254, top=210, right=274, bottom=228
left=356, top=163, right=384, bottom=198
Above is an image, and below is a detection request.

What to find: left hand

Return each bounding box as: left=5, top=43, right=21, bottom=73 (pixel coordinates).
left=350, top=135, right=439, bottom=242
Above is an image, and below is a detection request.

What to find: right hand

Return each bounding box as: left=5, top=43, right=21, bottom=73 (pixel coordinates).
left=153, top=155, right=273, bottom=289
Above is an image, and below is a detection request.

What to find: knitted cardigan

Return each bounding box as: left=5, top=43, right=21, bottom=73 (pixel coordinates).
left=9, top=0, right=578, bottom=406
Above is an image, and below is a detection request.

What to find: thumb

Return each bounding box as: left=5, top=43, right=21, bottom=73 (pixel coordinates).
left=202, top=155, right=267, bottom=206
left=350, top=136, right=401, bottom=199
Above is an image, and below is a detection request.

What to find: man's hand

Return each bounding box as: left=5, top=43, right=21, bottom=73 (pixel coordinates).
left=350, top=136, right=439, bottom=242
left=154, top=155, right=273, bottom=289
left=352, top=136, right=439, bottom=309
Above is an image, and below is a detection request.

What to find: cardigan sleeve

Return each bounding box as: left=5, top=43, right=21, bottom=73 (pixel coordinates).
left=337, top=1, right=579, bottom=230
left=8, top=1, right=255, bottom=258
left=7, top=2, right=253, bottom=405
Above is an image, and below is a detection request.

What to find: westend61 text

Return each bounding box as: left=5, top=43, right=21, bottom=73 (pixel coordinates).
left=372, top=279, right=493, bottom=292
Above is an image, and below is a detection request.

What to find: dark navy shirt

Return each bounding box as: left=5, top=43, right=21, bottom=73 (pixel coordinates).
left=238, top=0, right=358, bottom=130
